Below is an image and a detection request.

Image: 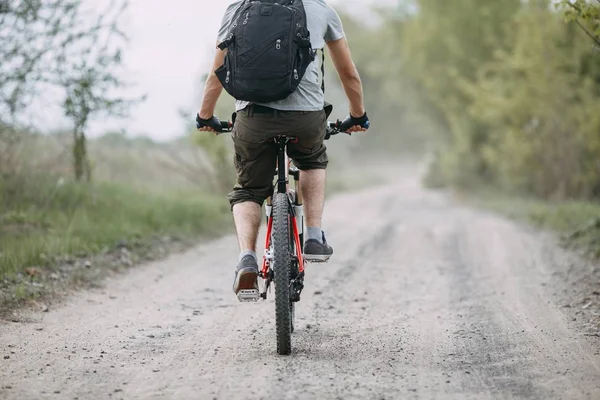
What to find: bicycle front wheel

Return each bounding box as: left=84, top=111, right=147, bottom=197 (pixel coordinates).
left=272, top=192, right=292, bottom=355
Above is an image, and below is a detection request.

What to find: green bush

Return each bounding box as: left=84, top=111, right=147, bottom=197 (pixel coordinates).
left=359, top=0, right=600, bottom=201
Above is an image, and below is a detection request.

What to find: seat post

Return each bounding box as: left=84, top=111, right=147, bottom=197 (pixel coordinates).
left=276, top=137, right=288, bottom=195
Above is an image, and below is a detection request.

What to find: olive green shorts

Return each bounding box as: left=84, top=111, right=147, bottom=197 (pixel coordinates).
left=227, top=105, right=328, bottom=208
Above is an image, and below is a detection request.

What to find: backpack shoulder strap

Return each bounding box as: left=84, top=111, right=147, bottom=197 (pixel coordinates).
left=291, top=0, right=322, bottom=93
left=321, top=49, right=325, bottom=93
left=289, top=0, right=306, bottom=13
left=218, top=0, right=251, bottom=49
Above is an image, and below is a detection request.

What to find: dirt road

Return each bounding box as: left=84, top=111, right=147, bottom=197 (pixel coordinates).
left=2, top=171, right=600, bottom=399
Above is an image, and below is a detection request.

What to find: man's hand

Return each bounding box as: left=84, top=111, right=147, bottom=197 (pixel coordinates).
left=339, top=112, right=370, bottom=133
left=345, top=125, right=368, bottom=133
left=197, top=126, right=216, bottom=133
left=196, top=114, right=223, bottom=133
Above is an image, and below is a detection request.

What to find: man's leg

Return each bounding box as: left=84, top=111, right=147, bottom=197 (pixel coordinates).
left=299, top=168, right=333, bottom=260
left=232, top=201, right=262, bottom=259
left=227, top=109, right=277, bottom=298
left=285, top=110, right=333, bottom=261
left=231, top=201, right=262, bottom=300
left=299, top=168, right=326, bottom=234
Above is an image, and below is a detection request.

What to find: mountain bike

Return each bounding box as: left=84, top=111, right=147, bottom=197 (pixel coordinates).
left=215, top=117, right=346, bottom=355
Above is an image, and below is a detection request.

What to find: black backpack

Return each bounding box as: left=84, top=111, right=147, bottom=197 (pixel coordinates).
left=215, top=0, right=316, bottom=103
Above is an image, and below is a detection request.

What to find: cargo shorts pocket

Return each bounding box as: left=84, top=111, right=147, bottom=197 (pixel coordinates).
left=231, top=128, right=266, bottom=162
left=231, top=130, right=277, bottom=189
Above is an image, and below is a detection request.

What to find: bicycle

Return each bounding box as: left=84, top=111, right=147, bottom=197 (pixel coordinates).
left=212, top=116, right=348, bottom=355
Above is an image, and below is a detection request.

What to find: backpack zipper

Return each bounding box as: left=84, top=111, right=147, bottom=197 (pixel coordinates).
left=276, top=39, right=281, bottom=50
left=287, top=7, right=296, bottom=80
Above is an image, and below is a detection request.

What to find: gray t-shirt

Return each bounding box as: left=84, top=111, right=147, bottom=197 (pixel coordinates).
left=217, top=0, right=345, bottom=111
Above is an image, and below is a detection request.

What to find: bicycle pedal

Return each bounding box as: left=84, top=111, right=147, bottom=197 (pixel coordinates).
left=237, top=289, right=260, bottom=303
left=303, top=255, right=331, bottom=263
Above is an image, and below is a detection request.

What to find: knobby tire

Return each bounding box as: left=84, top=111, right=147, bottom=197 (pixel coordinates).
left=273, top=192, right=292, bottom=355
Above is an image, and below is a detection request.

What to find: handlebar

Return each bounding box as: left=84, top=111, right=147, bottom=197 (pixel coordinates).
left=220, top=121, right=233, bottom=132
left=326, top=120, right=344, bottom=137
left=215, top=119, right=346, bottom=138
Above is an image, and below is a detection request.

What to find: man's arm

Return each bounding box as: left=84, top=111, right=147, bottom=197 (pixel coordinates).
left=326, top=37, right=365, bottom=118
left=198, top=45, right=226, bottom=119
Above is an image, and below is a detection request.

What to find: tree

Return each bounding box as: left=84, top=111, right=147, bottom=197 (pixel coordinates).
left=398, top=0, right=521, bottom=187
left=383, top=0, right=600, bottom=199
left=0, top=0, right=140, bottom=181
left=558, top=0, right=600, bottom=47
left=465, top=3, right=600, bottom=199
left=345, top=0, right=600, bottom=199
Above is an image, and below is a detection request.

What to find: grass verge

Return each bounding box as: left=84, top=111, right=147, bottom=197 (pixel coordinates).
left=0, top=176, right=231, bottom=309
left=466, top=191, right=600, bottom=258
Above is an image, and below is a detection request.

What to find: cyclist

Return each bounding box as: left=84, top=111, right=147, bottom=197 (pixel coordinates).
left=196, top=0, right=369, bottom=299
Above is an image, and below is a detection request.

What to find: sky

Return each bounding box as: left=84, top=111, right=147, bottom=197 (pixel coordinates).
left=84, top=0, right=397, bottom=141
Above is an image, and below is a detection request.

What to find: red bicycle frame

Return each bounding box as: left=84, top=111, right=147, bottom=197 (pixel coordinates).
left=260, top=138, right=305, bottom=288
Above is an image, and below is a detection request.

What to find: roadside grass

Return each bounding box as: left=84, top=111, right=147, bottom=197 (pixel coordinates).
left=0, top=175, right=231, bottom=282
left=0, top=162, right=383, bottom=276
left=466, top=191, right=600, bottom=258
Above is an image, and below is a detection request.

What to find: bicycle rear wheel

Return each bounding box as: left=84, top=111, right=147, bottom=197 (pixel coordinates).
left=273, top=192, right=292, bottom=355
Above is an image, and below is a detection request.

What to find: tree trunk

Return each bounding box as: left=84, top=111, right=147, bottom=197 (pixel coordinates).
left=73, top=131, right=91, bottom=182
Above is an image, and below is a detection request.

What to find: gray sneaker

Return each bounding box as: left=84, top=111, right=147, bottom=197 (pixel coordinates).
left=233, top=255, right=260, bottom=302
left=303, top=232, right=333, bottom=262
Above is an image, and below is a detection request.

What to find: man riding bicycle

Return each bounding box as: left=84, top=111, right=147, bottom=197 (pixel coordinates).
left=196, top=0, right=370, bottom=300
